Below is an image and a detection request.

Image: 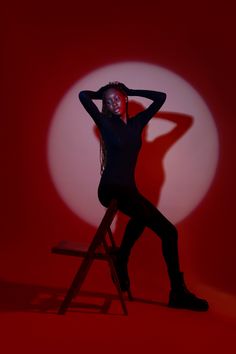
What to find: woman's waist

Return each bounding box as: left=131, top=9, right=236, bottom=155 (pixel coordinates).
left=98, top=181, right=138, bottom=200
left=99, top=172, right=136, bottom=187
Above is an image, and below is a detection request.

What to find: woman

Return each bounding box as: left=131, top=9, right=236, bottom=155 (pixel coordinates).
left=79, top=82, right=209, bottom=311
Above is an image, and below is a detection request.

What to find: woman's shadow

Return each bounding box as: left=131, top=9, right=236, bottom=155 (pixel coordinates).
left=93, top=100, right=193, bottom=243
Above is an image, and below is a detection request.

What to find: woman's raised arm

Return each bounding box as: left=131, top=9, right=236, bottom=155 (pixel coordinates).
left=118, top=83, right=166, bottom=128
left=78, top=89, right=104, bottom=126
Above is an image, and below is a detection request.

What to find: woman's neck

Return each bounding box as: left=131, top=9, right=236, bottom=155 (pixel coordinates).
left=120, top=112, right=127, bottom=124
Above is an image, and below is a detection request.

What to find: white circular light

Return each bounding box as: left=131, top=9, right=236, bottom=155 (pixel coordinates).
left=47, top=62, right=219, bottom=226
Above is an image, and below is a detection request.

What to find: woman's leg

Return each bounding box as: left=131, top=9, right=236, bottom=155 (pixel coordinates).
left=116, top=189, right=181, bottom=287
left=119, top=218, right=146, bottom=262
left=115, top=188, right=208, bottom=310
left=99, top=184, right=208, bottom=310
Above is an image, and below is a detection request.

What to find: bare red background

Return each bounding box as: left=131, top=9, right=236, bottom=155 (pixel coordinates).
left=1, top=1, right=236, bottom=353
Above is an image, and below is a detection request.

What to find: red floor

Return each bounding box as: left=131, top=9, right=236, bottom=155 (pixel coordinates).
left=1, top=276, right=235, bottom=354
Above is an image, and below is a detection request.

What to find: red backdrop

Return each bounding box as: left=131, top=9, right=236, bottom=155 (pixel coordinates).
left=2, top=0, right=236, bottom=299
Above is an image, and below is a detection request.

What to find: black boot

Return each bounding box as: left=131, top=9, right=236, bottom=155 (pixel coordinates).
left=110, top=248, right=130, bottom=291
left=168, top=272, right=209, bottom=311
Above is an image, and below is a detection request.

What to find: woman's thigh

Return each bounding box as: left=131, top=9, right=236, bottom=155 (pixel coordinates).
left=99, top=184, right=175, bottom=238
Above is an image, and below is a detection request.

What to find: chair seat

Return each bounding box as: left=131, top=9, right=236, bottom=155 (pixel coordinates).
left=52, top=240, right=116, bottom=260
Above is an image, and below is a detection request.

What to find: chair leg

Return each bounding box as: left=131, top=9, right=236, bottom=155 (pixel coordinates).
left=103, top=240, right=129, bottom=315
left=58, top=256, right=94, bottom=315
left=107, top=258, right=128, bottom=316
left=127, top=289, right=134, bottom=301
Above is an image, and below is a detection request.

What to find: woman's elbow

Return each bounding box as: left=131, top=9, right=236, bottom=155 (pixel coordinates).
left=78, top=91, right=85, bottom=101
left=162, top=92, right=167, bottom=103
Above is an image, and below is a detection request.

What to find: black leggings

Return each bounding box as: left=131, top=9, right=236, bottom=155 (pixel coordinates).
left=98, top=184, right=181, bottom=285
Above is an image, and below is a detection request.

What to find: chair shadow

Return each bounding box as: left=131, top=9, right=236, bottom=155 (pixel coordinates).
left=0, top=278, right=167, bottom=316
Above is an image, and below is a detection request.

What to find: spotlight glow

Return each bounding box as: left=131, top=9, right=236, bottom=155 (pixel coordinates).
left=47, top=62, right=219, bottom=226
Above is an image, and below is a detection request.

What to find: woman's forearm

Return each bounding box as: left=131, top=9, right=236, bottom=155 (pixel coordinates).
left=79, top=89, right=103, bottom=101
left=122, top=86, right=167, bottom=127
left=128, top=88, right=166, bottom=103
left=78, top=90, right=103, bottom=125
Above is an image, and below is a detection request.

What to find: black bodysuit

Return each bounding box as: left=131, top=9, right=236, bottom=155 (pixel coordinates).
left=79, top=88, right=181, bottom=284
left=79, top=88, right=166, bottom=193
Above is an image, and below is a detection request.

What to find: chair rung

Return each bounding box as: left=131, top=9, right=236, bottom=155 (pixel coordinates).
left=51, top=240, right=107, bottom=260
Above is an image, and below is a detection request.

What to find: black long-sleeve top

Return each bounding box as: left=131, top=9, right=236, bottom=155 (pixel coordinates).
left=79, top=88, right=166, bottom=189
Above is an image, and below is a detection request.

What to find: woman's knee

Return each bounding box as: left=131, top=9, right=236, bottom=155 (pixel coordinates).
left=171, top=224, right=178, bottom=237
left=165, top=224, right=178, bottom=242
left=157, top=222, right=178, bottom=242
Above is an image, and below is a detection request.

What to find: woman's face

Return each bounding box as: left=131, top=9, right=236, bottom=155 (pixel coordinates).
left=103, top=88, right=127, bottom=116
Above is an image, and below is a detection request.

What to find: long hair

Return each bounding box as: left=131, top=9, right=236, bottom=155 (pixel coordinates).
left=99, top=83, right=129, bottom=175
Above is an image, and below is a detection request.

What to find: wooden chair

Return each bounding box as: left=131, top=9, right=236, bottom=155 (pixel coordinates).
left=51, top=199, right=133, bottom=315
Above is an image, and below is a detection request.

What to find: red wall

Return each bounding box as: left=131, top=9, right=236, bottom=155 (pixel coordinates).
left=2, top=1, right=236, bottom=294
